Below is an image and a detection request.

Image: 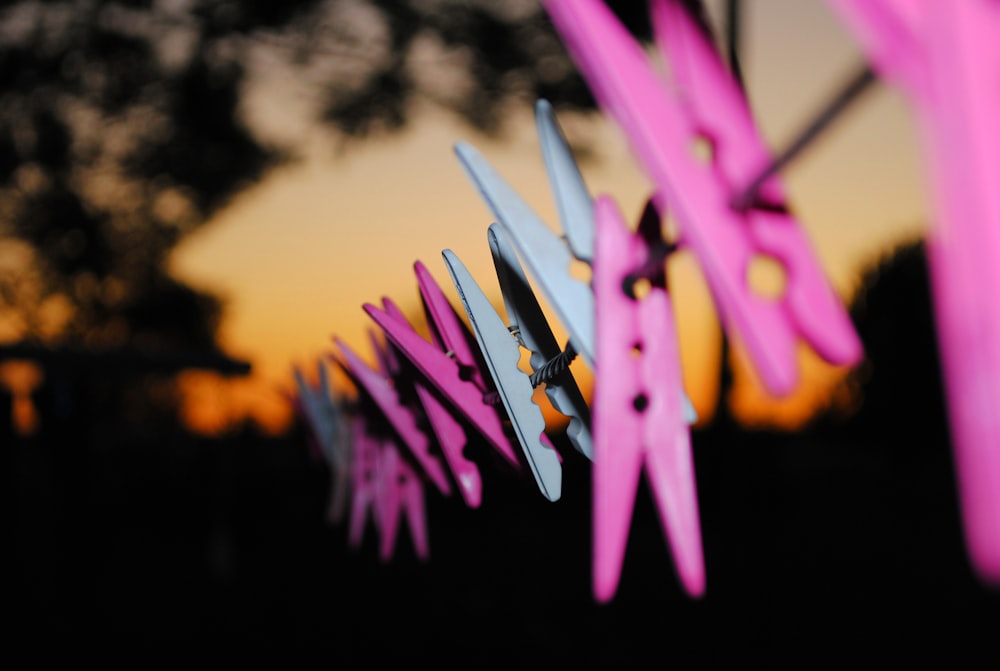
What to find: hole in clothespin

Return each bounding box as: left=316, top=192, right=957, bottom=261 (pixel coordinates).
left=746, top=253, right=787, bottom=300
left=633, top=393, right=649, bottom=413
left=690, top=133, right=715, bottom=165
left=568, top=257, right=592, bottom=284
left=631, top=342, right=643, bottom=358
left=628, top=277, right=653, bottom=301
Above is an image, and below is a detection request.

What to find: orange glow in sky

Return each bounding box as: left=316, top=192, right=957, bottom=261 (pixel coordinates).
left=166, top=0, right=928, bottom=436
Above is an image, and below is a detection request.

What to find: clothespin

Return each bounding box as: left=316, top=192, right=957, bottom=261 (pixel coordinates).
left=454, top=100, right=698, bottom=424
left=292, top=359, right=352, bottom=524
left=348, top=409, right=429, bottom=562
left=334, top=337, right=432, bottom=560
left=372, top=426, right=430, bottom=562
left=363, top=264, right=524, bottom=473
left=826, top=0, right=1000, bottom=586
left=331, top=334, right=452, bottom=498
left=454, top=100, right=596, bottom=369
left=379, top=295, right=484, bottom=508
left=442, top=247, right=564, bottom=502
left=541, top=0, right=863, bottom=397
left=591, top=194, right=705, bottom=602
left=347, top=411, right=380, bottom=552
left=487, top=222, right=593, bottom=460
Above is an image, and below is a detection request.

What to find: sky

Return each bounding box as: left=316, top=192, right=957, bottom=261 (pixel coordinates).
left=166, top=0, right=929, bottom=436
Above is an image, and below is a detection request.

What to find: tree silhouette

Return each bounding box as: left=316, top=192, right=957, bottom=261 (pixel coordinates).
left=819, top=236, right=949, bottom=444
left=0, top=0, right=658, bottom=347
left=0, top=1, right=293, bottom=353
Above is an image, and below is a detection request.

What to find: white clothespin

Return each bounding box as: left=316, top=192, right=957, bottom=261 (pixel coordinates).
left=456, top=99, right=697, bottom=423
left=442, top=248, right=564, bottom=502
left=454, top=99, right=596, bottom=368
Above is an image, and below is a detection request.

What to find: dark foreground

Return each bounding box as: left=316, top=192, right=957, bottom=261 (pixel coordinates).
left=8, top=411, right=1000, bottom=667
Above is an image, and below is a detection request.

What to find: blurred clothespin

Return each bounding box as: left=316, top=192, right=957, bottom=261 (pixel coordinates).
left=373, top=427, right=430, bottom=562
left=363, top=263, right=524, bottom=475
left=347, top=411, right=380, bottom=552
left=827, top=0, right=1000, bottom=586
left=348, top=410, right=429, bottom=562
left=331, top=334, right=452, bottom=498
left=442, top=247, right=564, bottom=502
left=292, top=359, right=352, bottom=524
left=541, top=0, right=863, bottom=397
left=591, top=194, right=705, bottom=602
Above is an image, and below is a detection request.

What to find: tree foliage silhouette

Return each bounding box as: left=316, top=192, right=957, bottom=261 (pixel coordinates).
left=830, top=236, right=948, bottom=442
left=0, top=0, right=657, bottom=355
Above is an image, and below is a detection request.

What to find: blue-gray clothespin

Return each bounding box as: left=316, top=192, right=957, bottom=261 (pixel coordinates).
left=456, top=98, right=697, bottom=425
left=488, top=223, right=592, bottom=460
left=293, top=359, right=352, bottom=522
left=442, top=248, right=563, bottom=502
left=454, top=99, right=596, bottom=368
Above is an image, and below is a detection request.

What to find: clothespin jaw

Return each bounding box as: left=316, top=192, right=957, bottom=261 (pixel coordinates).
left=442, top=248, right=563, bottom=502
left=591, top=193, right=705, bottom=602
left=827, top=0, right=1000, bottom=586
left=364, top=269, right=523, bottom=471
left=380, top=296, right=484, bottom=509
left=331, top=335, right=453, bottom=498
left=488, top=222, right=593, bottom=461
left=541, top=0, right=863, bottom=397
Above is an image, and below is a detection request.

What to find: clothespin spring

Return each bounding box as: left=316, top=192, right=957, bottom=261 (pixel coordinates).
left=506, top=323, right=578, bottom=388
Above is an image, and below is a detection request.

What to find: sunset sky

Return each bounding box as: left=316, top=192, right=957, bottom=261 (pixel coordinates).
left=166, top=0, right=928, bottom=436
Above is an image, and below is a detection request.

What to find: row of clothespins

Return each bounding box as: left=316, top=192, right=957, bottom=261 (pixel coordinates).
left=288, top=0, right=1000, bottom=600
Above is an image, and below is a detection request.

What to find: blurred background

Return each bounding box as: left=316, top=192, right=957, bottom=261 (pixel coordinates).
left=3, top=0, right=996, bottom=665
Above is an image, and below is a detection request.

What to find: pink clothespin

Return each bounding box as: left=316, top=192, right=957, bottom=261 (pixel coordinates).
left=541, top=0, right=863, bottom=397
left=331, top=334, right=453, bottom=498
left=379, top=295, right=485, bottom=508
left=334, top=338, right=431, bottom=560
left=363, top=263, right=524, bottom=473
left=826, top=0, right=1000, bottom=586
left=372, top=427, right=430, bottom=562
left=348, top=409, right=429, bottom=561
left=592, top=195, right=705, bottom=602
left=347, top=411, right=381, bottom=552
